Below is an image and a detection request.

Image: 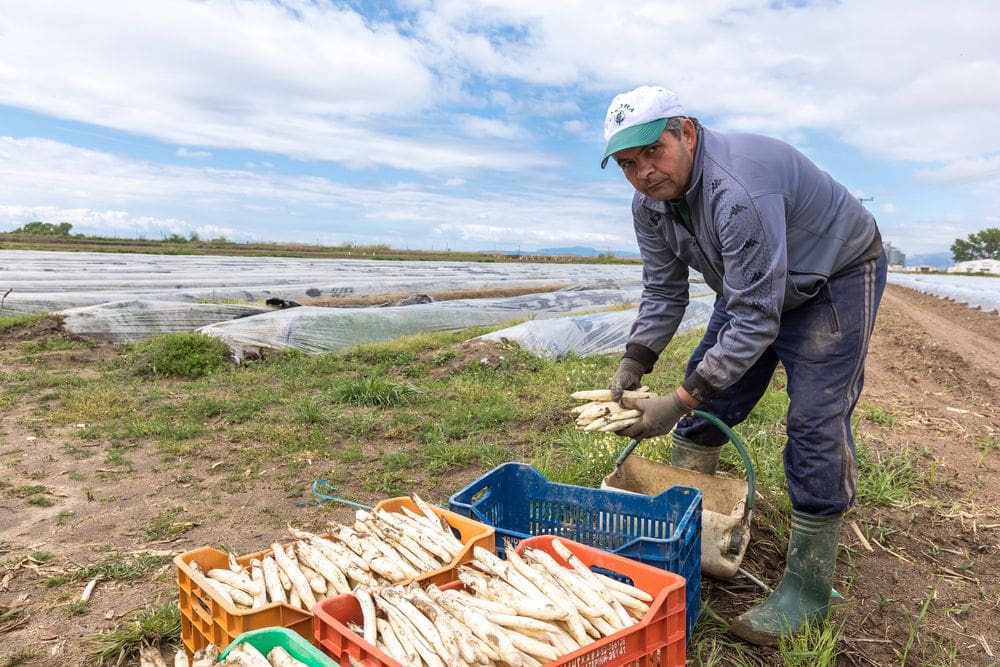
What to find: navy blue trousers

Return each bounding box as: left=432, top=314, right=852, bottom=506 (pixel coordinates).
left=674, top=252, right=887, bottom=515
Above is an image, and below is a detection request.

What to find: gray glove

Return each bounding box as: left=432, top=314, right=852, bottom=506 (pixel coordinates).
left=609, top=357, right=646, bottom=402
left=619, top=393, right=691, bottom=439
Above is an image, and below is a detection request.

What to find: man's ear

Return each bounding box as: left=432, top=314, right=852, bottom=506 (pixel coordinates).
left=682, top=118, right=697, bottom=149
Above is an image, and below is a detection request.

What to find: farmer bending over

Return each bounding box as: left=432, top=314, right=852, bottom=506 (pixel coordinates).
left=602, top=85, right=886, bottom=645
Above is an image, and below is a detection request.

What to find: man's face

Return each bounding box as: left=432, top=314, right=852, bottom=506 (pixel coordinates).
left=612, top=119, right=697, bottom=200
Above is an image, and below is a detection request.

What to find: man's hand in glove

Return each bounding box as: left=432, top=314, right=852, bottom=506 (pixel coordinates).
left=619, top=391, right=693, bottom=439
left=609, top=358, right=646, bottom=402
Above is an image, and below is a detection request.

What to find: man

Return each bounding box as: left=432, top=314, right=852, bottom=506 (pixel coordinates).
left=602, top=85, right=886, bottom=645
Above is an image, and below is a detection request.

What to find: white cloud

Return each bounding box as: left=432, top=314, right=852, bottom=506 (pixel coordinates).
left=0, top=135, right=636, bottom=250
left=916, top=156, right=1000, bottom=186
left=880, top=203, right=899, bottom=215
left=0, top=204, right=237, bottom=241
left=1, top=0, right=998, bottom=254
left=176, top=148, right=212, bottom=159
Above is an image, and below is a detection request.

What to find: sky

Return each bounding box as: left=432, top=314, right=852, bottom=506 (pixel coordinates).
left=1, top=1, right=998, bottom=259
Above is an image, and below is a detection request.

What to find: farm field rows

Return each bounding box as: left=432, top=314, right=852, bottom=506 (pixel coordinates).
left=0, top=282, right=997, bottom=666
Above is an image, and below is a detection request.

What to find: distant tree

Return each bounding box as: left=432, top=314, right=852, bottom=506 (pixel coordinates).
left=11, top=220, right=74, bottom=236
left=951, top=227, right=1000, bottom=262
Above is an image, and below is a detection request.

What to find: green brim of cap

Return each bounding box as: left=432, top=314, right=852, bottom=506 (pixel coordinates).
left=600, top=117, right=669, bottom=169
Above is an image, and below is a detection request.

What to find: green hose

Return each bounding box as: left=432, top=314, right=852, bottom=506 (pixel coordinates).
left=613, top=408, right=756, bottom=512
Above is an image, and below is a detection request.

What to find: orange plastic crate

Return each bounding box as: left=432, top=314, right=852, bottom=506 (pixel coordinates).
left=176, top=498, right=495, bottom=659
left=371, top=496, right=496, bottom=587
left=312, top=534, right=687, bottom=667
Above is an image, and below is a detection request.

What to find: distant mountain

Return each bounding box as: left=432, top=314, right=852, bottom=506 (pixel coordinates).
left=496, top=245, right=641, bottom=258
left=907, top=252, right=952, bottom=269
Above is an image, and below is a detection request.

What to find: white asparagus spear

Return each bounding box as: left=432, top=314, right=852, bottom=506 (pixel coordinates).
left=271, top=542, right=317, bottom=610
left=593, top=570, right=653, bottom=602
left=295, top=560, right=329, bottom=595
left=207, top=569, right=259, bottom=596
left=528, top=552, right=622, bottom=630
left=571, top=389, right=655, bottom=401
left=583, top=416, right=611, bottom=432
left=460, top=607, right=524, bottom=667
left=376, top=510, right=455, bottom=562
left=191, top=645, right=218, bottom=667
left=502, top=627, right=561, bottom=663
left=409, top=492, right=442, bottom=525
left=261, top=554, right=287, bottom=604
left=355, top=587, right=377, bottom=645
left=375, top=618, right=410, bottom=665
left=406, top=590, right=466, bottom=666
left=295, top=541, right=351, bottom=595
left=267, top=646, right=308, bottom=667
left=248, top=559, right=268, bottom=608
left=380, top=589, right=452, bottom=664
left=597, top=417, right=640, bottom=432
left=375, top=593, right=448, bottom=667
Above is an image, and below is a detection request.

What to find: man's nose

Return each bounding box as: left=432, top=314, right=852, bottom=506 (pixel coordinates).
left=636, top=155, right=656, bottom=178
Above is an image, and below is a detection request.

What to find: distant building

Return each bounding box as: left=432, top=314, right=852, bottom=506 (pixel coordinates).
left=884, top=242, right=906, bottom=267
left=948, top=258, right=1000, bottom=274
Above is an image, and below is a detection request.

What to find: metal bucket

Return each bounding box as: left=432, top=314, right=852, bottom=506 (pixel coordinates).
left=601, top=410, right=756, bottom=578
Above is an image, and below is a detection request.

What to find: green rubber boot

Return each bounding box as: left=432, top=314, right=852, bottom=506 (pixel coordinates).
left=670, top=433, right=723, bottom=474
left=729, top=510, right=842, bottom=646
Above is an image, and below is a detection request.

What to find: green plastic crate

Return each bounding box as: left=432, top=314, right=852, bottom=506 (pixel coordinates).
left=217, top=627, right=340, bottom=666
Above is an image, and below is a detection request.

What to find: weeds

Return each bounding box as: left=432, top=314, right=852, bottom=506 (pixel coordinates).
left=856, top=445, right=930, bottom=506
left=778, top=621, right=843, bottom=666
left=143, top=508, right=197, bottom=540
left=125, top=332, right=230, bottom=378
left=328, top=376, right=423, bottom=407
left=897, top=586, right=936, bottom=665
left=1, top=649, right=40, bottom=667
left=0, top=313, right=47, bottom=333
left=85, top=601, right=180, bottom=666
left=45, top=554, right=173, bottom=587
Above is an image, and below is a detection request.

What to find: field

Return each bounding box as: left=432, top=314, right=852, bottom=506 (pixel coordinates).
left=1, top=282, right=998, bottom=666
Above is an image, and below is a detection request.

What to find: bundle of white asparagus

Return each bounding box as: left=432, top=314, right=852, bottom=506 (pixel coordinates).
left=570, top=388, right=657, bottom=433
left=189, top=493, right=466, bottom=612
left=174, top=642, right=307, bottom=667
left=347, top=539, right=654, bottom=667
left=173, top=644, right=216, bottom=667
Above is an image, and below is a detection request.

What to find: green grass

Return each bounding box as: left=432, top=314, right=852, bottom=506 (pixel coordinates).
left=327, top=376, right=424, bottom=407
left=856, top=445, right=932, bottom=507
left=143, top=508, right=197, bottom=540
left=859, top=401, right=901, bottom=428
left=45, top=553, right=173, bottom=587
left=778, top=621, right=844, bottom=666
left=1, top=649, right=40, bottom=667
left=22, top=335, right=94, bottom=353
left=85, top=600, right=180, bottom=666
left=0, top=312, right=48, bottom=333
left=125, top=332, right=230, bottom=378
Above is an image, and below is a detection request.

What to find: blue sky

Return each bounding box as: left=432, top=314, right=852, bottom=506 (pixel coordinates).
left=1, top=1, right=998, bottom=258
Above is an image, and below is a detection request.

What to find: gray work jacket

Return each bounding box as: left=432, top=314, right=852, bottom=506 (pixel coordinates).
left=625, top=124, right=881, bottom=400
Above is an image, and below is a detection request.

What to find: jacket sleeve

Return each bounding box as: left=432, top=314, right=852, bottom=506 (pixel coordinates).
left=624, top=196, right=690, bottom=372
left=682, top=192, right=787, bottom=401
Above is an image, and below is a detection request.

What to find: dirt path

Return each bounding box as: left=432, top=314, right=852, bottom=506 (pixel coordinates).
left=1, top=282, right=998, bottom=666
left=820, top=284, right=999, bottom=664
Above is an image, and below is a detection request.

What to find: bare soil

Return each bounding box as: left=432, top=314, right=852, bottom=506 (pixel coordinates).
left=1, top=284, right=998, bottom=666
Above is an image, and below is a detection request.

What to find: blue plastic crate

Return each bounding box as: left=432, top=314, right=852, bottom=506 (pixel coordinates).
left=449, top=462, right=702, bottom=643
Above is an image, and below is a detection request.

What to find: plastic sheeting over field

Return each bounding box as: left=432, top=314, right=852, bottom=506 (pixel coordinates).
left=888, top=273, right=1000, bottom=313
left=60, top=300, right=272, bottom=342
left=197, top=287, right=645, bottom=359
left=476, top=294, right=717, bottom=360
left=0, top=250, right=643, bottom=316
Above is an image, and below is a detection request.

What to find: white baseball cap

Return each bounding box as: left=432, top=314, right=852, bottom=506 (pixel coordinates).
left=601, top=86, right=686, bottom=168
